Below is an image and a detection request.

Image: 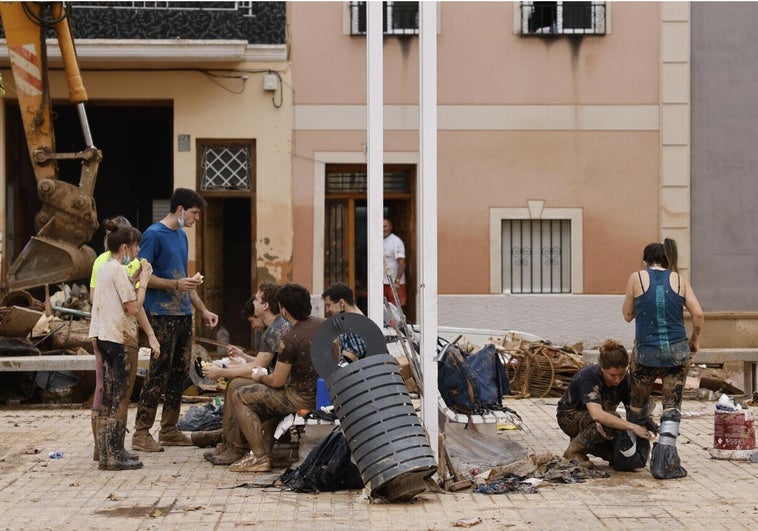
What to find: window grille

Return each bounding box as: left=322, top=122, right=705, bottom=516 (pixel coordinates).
left=502, top=219, right=571, bottom=293
left=350, top=1, right=419, bottom=36
left=521, top=1, right=606, bottom=36
left=326, top=169, right=410, bottom=194
left=200, top=144, right=252, bottom=191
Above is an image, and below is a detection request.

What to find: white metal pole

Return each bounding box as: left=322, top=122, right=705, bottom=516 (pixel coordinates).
left=419, top=1, right=439, bottom=457
left=367, top=0, right=384, bottom=327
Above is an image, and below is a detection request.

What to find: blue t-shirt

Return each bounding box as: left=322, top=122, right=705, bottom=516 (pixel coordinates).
left=138, top=222, right=191, bottom=316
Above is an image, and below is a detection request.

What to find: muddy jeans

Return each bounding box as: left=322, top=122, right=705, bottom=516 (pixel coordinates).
left=97, top=340, right=138, bottom=422
left=221, top=376, right=255, bottom=449
left=557, top=405, right=618, bottom=460
left=629, top=350, right=690, bottom=412
left=231, top=383, right=314, bottom=457
left=134, top=315, right=192, bottom=432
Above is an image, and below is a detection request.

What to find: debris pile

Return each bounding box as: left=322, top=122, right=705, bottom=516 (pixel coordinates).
left=478, top=333, right=587, bottom=399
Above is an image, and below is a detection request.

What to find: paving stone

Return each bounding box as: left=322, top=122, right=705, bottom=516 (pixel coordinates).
left=1, top=399, right=757, bottom=529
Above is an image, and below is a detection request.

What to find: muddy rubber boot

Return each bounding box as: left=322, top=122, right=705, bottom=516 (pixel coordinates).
left=97, top=415, right=109, bottom=470
left=563, top=437, right=594, bottom=468
left=91, top=410, right=100, bottom=462
left=106, top=419, right=143, bottom=471
left=191, top=429, right=223, bottom=448
left=132, top=428, right=164, bottom=452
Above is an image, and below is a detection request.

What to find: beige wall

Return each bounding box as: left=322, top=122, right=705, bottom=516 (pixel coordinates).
left=1, top=61, right=293, bottom=281
left=290, top=1, right=663, bottom=297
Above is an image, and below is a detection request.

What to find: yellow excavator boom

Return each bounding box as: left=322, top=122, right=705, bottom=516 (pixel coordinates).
left=1, top=2, right=101, bottom=290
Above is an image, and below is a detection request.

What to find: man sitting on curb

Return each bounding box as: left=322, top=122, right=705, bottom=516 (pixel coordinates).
left=556, top=339, right=653, bottom=467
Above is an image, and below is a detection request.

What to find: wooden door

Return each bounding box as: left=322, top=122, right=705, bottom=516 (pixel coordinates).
left=200, top=198, right=224, bottom=338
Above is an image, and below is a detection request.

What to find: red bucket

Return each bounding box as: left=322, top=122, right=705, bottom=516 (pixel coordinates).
left=714, top=410, right=756, bottom=451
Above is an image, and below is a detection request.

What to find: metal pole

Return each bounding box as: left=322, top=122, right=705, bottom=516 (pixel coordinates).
left=419, top=1, right=439, bottom=458
left=366, top=1, right=384, bottom=328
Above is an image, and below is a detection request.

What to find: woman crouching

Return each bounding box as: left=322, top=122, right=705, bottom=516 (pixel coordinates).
left=556, top=339, right=653, bottom=467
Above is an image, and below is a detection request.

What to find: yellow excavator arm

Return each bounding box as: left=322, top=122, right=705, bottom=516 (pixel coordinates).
left=1, top=2, right=100, bottom=290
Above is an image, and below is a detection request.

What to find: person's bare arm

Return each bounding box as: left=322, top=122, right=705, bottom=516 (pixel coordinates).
left=254, top=361, right=291, bottom=389
left=396, top=257, right=406, bottom=282
left=586, top=402, right=652, bottom=440
left=136, top=308, right=160, bottom=355
left=622, top=273, right=637, bottom=322
left=681, top=276, right=705, bottom=353
left=189, top=290, right=219, bottom=328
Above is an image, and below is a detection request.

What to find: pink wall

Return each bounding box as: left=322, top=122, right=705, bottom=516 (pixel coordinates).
left=291, top=2, right=660, bottom=105
left=289, top=2, right=662, bottom=296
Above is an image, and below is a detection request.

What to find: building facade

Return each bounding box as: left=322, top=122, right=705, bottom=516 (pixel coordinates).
left=3, top=2, right=754, bottom=349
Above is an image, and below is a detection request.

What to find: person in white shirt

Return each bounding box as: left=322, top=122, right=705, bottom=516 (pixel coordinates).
left=383, top=217, right=406, bottom=307
left=89, top=224, right=153, bottom=470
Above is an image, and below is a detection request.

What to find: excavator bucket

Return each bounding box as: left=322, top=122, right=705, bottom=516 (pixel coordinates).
left=6, top=236, right=96, bottom=291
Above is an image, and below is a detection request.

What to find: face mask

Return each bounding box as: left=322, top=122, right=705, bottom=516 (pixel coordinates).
left=122, top=253, right=131, bottom=266
left=178, top=209, right=185, bottom=228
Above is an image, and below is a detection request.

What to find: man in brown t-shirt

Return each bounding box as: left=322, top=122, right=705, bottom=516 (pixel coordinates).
left=228, top=283, right=325, bottom=473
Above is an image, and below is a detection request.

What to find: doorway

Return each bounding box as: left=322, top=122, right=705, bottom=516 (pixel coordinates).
left=324, top=164, right=416, bottom=322
left=3, top=101, right=173, bottom=295
left=200, top=197, right=254, bottom=350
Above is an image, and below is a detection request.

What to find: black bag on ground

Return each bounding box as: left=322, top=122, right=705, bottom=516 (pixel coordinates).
left=278, top=428, right=364, bottom=492
left=176, top=402, right=224, bottom=431
left=611, top=429, right=650, bottom=471
left=649, top=409, right=687, bottom=479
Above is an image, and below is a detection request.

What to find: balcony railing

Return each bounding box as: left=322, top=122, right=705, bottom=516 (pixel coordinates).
left=350, top=1, right=419, bottom=36
left=0, top=1, right=286, bottom=45
left=521, top=2, right=606, bottom=36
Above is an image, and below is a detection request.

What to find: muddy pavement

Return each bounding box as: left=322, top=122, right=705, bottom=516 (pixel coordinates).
left=1, top=399, right=757, bottom=530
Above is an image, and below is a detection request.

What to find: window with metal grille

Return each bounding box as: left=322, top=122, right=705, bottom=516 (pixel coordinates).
left=325, top=169, right=410, bottom=194
left=200, top=144, right=252, bottom=191
left=502, top=219, right=571, bottom=293
left=520, top=1, right=606, bottom=36
left=349, top=1, right=419, bottom=36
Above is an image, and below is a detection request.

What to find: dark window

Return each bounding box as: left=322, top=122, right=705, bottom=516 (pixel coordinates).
left=350, top=1, right=419, bottom=36
left=521, top=1, right=606, bottom=36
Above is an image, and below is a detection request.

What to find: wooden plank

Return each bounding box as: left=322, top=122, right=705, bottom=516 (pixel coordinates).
left=0, top=352, right=152, bottom=372
left=0, top=306, right=43, bottom=337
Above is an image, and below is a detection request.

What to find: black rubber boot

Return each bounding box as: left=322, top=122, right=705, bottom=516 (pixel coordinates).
left=106, top=419, right=143, bottom=471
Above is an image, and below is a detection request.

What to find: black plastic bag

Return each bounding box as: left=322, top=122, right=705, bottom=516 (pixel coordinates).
left=278, top=428, right=364, bottom=492
left=176, top=402, right=224, bottom=431
left=650, top=409, right=687, bottom=479
left=650, top=442, right=687, bottom=479
left=611, top=429, right=650, bottom=471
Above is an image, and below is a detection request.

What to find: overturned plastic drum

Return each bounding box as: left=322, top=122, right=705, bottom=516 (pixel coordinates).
left=311, top=314, right=437, bottom=501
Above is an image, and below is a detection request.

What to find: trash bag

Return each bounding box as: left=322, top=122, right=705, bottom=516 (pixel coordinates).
left=649, top=409, right=687, bottom=479
left=176, top=402, right=224, bottom=432
left=650, top=442, right=687, bottom=479
left=278, top=428, right=364, bottom=492
left=611, top=430, right=650, bottom=471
